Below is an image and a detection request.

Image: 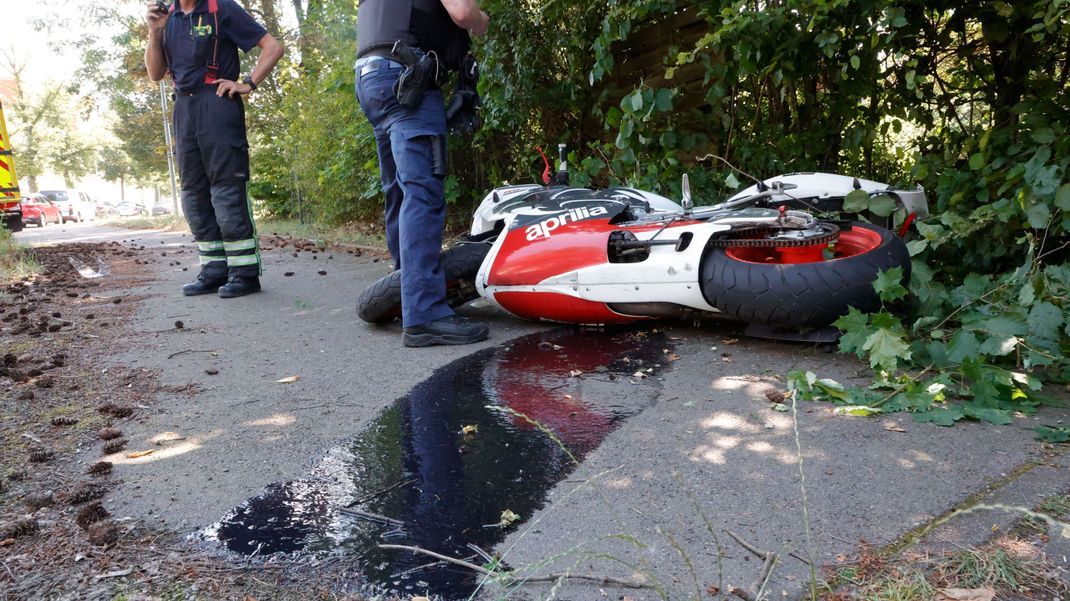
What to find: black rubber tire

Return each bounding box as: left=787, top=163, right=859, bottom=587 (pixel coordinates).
left=356, top=241, right=492, bottom=324
left=700, top=221, right=911, bottom=328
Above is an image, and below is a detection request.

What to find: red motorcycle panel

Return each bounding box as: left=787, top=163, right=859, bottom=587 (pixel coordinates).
left=493, top=291, right=638, bottom=324
left=487, top=215, right=617, bottom=288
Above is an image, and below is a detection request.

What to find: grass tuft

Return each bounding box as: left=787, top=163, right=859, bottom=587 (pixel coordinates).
left=0, top=227, right=39, bottom=282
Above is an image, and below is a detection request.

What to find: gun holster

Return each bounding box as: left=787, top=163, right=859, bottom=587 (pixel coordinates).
left=391, top=41, right=439, bottom=109
left=446, top=54, right=482, bottom=136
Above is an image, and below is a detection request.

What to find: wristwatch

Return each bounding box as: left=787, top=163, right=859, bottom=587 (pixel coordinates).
left=242, top=75, right=257, bottom=92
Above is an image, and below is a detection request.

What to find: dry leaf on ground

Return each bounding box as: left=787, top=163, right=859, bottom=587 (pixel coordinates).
left=126, top=450, right=155, bottom=459
left=883, top=422, right=907, bottom=433
left=935, top=587, right=996, bottom=601
left=276, top=375, right=300, bottom=384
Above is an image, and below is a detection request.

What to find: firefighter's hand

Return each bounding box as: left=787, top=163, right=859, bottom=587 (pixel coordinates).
left=145, top=2, right=169, bottom=33
left=216, top=80, right=253, bottom=98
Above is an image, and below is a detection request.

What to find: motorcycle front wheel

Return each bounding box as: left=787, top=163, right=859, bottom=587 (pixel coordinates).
left=356, top=241, right=491, bottom=324
left=700, top=221, right=910, bottom=328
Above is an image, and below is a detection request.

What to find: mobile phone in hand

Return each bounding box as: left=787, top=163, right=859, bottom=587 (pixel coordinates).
left=153, top=1, right=168, bottom=15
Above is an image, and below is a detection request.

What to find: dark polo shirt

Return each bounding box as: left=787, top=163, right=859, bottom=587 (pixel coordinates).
left=163, top=0, right=267, bottom=91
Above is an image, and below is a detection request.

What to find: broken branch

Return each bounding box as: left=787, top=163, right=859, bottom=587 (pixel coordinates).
left=167, top=349, right=218, bottom=360
left=336, top=507, right=405, bottom=527
left=378, top=544, right=655, bottom=589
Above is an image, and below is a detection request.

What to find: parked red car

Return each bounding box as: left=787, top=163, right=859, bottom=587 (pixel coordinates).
left=21, top=193, right=62, bottom=227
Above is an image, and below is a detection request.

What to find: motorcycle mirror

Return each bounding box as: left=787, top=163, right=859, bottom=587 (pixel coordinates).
left=681, top=174, right=693, bottom=213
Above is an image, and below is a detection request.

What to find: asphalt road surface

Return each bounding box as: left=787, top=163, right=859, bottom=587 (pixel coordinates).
left=28, top=224, right=1070, bottom=600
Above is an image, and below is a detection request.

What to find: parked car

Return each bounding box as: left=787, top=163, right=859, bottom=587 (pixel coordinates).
left=38, top=189, right=95, bottom=223
left=2, top=200, right=22, bottom=233
left=116, top=202, right=147, bottom=217
left=151, top=204, right=172, bottom=216
left=95, top=201, right=120, bottom=219
left=20, top=193, right=62, bottom=227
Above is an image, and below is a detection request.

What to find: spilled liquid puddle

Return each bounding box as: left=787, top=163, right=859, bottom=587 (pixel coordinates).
left=203, top=328, right=673, bottom=599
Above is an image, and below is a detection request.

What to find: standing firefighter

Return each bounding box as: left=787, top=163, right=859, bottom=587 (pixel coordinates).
left=144, top=0, right=283, bottom=298
left=355, top=0, right=490, bottom=347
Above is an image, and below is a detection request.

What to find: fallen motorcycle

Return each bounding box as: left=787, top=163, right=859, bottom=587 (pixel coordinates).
left=357, top=147, right=928, bottom=331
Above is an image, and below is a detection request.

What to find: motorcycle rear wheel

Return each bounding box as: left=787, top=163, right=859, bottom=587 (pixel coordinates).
left=700, top=221, right=910, bottom=328
left=356, top=241, right=491, bottom=324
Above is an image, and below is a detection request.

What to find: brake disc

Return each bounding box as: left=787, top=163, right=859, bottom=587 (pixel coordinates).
left=708, top=222, right=840, bottom=248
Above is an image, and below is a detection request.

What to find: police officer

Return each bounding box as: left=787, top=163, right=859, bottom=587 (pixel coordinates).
left=355, top=0, right=490, bottom=347
left=144, top=0, right=283, bottom=298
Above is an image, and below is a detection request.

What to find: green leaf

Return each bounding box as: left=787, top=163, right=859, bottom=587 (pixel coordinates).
left=1034, top=426, right=1070, bottom=443
left=1056, top=184, right=1070, bottom=211
left=834, top=307, right=871, bottom=356
left=963, top=406, right=1014, bottom=425
left=862, top=328, right=911, bottom=373
left=833, top=405, right=882, bottom=417
left=873, top=267, right=908, bottom=302
left=906, top=239, right=928, bottom=256
left=850, top=55, right=860, bottom=70
left=914, top=406, right=965, bottom=426
left=947, top=330, right=980, bottom=363
left=1025, top=201, right=1052, bottom=229
left=725, top=173, right=741, bottom=189
left=979, top=334, right=1020, bottom=357
left=843, top=190, right=870, bottom=213
left=969, top=153, right=986, bottom=170
left=982, top=315, right=1028, bottom=337
left=813, top=378, right=851, bottom=402
left=1031, top=128, right=1055, bottom=144
left=1018, top=281, right=1036, bottom=307
left=654, top=88, right=673, bottom=112
left=869, top=194, right=897, bottom=217
left=1028, top=301, right=1064, bottom=337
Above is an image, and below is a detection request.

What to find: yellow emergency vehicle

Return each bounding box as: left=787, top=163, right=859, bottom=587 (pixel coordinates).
left=0, top=100, right=24, bottom=232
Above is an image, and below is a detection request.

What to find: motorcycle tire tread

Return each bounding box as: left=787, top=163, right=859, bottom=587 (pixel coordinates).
left=700, top=222, right=911, bottom=328
left=357, top=241, right=491, bottom=324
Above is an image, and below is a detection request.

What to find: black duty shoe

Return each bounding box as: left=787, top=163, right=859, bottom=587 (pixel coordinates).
left=218, top=275, right=262, bottom=299
left=183, top=274, right=228, bottom=297
left=403, top=316, right=489, bottom=348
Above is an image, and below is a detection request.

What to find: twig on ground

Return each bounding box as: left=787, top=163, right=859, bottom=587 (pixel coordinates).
left=93, top=567, right=134, bottom=581
left=379, top=544, right=654, bottom=589
left=166, top=349, right=218, bottom=360
left=1, top=560, right=15, bottom=583
left=20, top=432, right=44, bottom=445
left=725, top=529, right=765, bottom=559
left=725, top=530, right=779, bottom=601
left=336, top=507, right=405, bottom=527
left=345, top=478, right=417, bottom=508
left=467, top=543, right=496, bottom=564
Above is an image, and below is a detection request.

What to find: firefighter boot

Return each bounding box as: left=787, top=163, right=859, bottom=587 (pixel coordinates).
left=183, top=273, right=229, bottom=297
left=218, top=275, right=261, bottom=299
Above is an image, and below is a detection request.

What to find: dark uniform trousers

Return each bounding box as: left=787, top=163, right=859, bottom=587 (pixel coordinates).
left=356, top=60, right=453, bottom=328
left=174, top=88, right=260, bottom=278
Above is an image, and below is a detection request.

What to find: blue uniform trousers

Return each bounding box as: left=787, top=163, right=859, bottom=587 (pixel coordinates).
left=355, top=59, right=453, bottom=328
left=174, top=88, right=261, bottom=278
